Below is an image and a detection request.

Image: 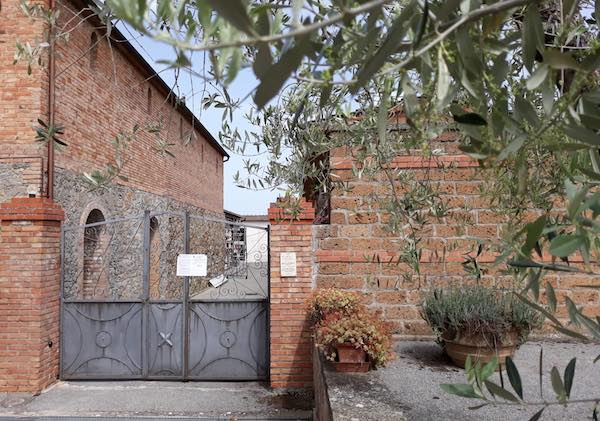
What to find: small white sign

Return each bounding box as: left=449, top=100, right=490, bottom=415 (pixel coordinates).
left=280, top=252, right=297, bottom=277
left=209, top=274, right=227, bottom=288
left=176, top=254, right=207, bottom=277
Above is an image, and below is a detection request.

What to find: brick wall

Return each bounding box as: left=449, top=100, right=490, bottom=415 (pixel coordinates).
left=0, top=198, right=64, bottom=393
left=0, top=0, right=48, bottom=195
left=0, top=0, right=225, bottom=213
left=52, top=0, right=224, bottom=213
left=314, top=130, right=600, bottom=337
left=268, top=199, right=315, bottom=388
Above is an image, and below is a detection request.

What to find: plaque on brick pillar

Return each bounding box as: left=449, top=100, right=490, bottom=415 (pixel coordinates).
left=280, top=252, right=297, bottom=277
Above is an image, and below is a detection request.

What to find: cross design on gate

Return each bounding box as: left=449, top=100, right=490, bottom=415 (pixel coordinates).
left=159, top=332, right=173, bottom=347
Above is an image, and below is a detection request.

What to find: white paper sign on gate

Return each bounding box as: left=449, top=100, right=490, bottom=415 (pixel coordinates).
left=176, top=254, right=208, bottom=277
left=280, top=252, right=297, bottom=277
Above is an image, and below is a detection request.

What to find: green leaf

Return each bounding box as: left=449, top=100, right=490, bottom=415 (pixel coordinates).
left=440, top=383, right=481, bottom=399
left=522, top=4, right=544, bottom=72
left=205, top=0, right=256, bottom=36
left=528, top=408, right=545, bottom=421
left=564, top=126, right=600, bottom=146
left=254, top=36, right=314, bottom=108
left=515, top=292, right=562, bottom=325
left=455, top=26, right=482, bottom=75
left=436, top=50, right=451, bottom=108
left=453, top=112, right=487, bottom=126
left=352, top=2, right=414, bottom=92
left=545, top=282, right=557, bottom=313
left=523, top=215, right=547, bottom=256
left=564, top=358, right=576, bottom=398
left=551, top=366, right=567, bottom=402
left=514, top=95, right=540, bottom=128
left=544, top=50, right=581, bottom=70
left=526, top=65, right=549, bottom=90
left=505, top=357, right=523, bottom=399
left=549, top=234, right=585, bottom=257
left=481, top=356, right=498, bottom=380
left=414, top=0, right=428, bottom=48
left=484, top=380, right=520, bottom=402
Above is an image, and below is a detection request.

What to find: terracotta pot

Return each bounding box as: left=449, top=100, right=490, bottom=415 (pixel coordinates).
left=333, top=361, right=370, bottom=373
left=443, top=330, right=519, bottom=369
left=336, top=343, right=367, bottom=363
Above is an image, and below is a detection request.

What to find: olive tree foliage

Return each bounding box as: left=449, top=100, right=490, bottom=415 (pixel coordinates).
left=17, top=0, right=600, bottom=416
left=104, top=0, right=600, bottom=414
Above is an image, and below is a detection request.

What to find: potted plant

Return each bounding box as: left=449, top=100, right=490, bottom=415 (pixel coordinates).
left=421, top=285, right=542, bottom=369
left=307, top=288, right=362, bottom=325
left=307, top=289, right=393, bottom=372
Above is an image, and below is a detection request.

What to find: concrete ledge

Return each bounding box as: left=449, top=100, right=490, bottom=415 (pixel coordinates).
left=313, top=348, right=407, bottom=421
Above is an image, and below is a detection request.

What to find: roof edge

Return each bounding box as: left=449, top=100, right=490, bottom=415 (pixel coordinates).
left=69, top=0, right=229, bottom=159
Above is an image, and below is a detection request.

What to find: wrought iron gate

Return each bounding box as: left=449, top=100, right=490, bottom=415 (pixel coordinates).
left=60, top=211, right=269, bottom=380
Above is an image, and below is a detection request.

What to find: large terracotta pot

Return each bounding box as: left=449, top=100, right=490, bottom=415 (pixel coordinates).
left=333, top=343, right=370, bottom=373
left=443, top=330, right=519, bottom=369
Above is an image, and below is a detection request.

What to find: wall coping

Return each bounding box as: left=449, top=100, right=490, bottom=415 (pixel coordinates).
left=0, top=197, right=65, bottom=222
left=268, top=198, right=315, bottom=224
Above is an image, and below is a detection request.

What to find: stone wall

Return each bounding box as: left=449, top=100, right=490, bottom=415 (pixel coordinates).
left=58, top=168, right=227, bottom=301
left=314, top=129, right=600, bottom=337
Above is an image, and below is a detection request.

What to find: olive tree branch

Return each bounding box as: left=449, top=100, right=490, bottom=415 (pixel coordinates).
left=144, top=0, right=395, bottom=52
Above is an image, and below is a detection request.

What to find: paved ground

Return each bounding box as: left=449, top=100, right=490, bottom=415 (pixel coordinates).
left=0, top=381, right=312, bottom=420
left=325, top=340, right=600, bottom=421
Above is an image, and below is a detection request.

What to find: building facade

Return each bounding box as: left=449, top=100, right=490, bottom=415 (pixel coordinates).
left=0, top=0, right=231, bottom=391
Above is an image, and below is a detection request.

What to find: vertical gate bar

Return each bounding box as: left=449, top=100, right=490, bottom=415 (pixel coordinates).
left=182, top=211, right=190, bottom=380
left=59, top=225, right=65, bottom=378
left=141, top=211, right=150, bottom=379
left=266, top=225, right=271, bottom=381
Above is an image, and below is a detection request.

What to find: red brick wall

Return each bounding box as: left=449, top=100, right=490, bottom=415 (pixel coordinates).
left=268, top=199, right=315, bottom=388
left=0, top=0, right=224, bottom=213
left=0, top=198, right=64, bottom=393
left=0, top=0, right=48, bottom=194
left=53, top=0, right=223, bottom=213
left=314, top=131, right=600, bottom=337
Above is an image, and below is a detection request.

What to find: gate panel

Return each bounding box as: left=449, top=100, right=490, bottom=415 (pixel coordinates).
left=188, top=301, right=268, bottom=380
left=61, top=302, right=143, bottom=379
left=148, top=303, right=183, bottom=377
left=60, top=212, right=270, bottom=381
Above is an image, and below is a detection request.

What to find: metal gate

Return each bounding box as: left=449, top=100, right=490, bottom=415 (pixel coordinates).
left=60, top=211, right=269, bottom=380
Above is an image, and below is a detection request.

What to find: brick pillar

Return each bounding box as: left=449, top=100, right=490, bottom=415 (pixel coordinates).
left=0, top=198, right=64, bottom=393
left=268, top=198, right=315, bottom=389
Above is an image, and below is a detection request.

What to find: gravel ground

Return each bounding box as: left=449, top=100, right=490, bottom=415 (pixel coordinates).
left=382, top=341, right=600, bottom=420
left=323, top=341, right=600, bottom=420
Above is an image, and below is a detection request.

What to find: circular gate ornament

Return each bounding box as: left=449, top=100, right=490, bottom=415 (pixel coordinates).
left=219, top=331, right=237, bottom=348
left=95, top=331, right=112, bottom=348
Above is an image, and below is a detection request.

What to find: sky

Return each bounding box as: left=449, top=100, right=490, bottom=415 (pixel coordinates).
left=119, top=25, right=280, bottom=216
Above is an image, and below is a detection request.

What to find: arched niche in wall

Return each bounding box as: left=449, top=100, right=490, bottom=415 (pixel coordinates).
left=82, top=208, right=109, bottom=299
left=149, top=216, right=162, bottom=299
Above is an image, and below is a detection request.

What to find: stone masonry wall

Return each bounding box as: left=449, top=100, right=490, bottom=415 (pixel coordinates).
left=314, top=129, right=600, bottom=338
